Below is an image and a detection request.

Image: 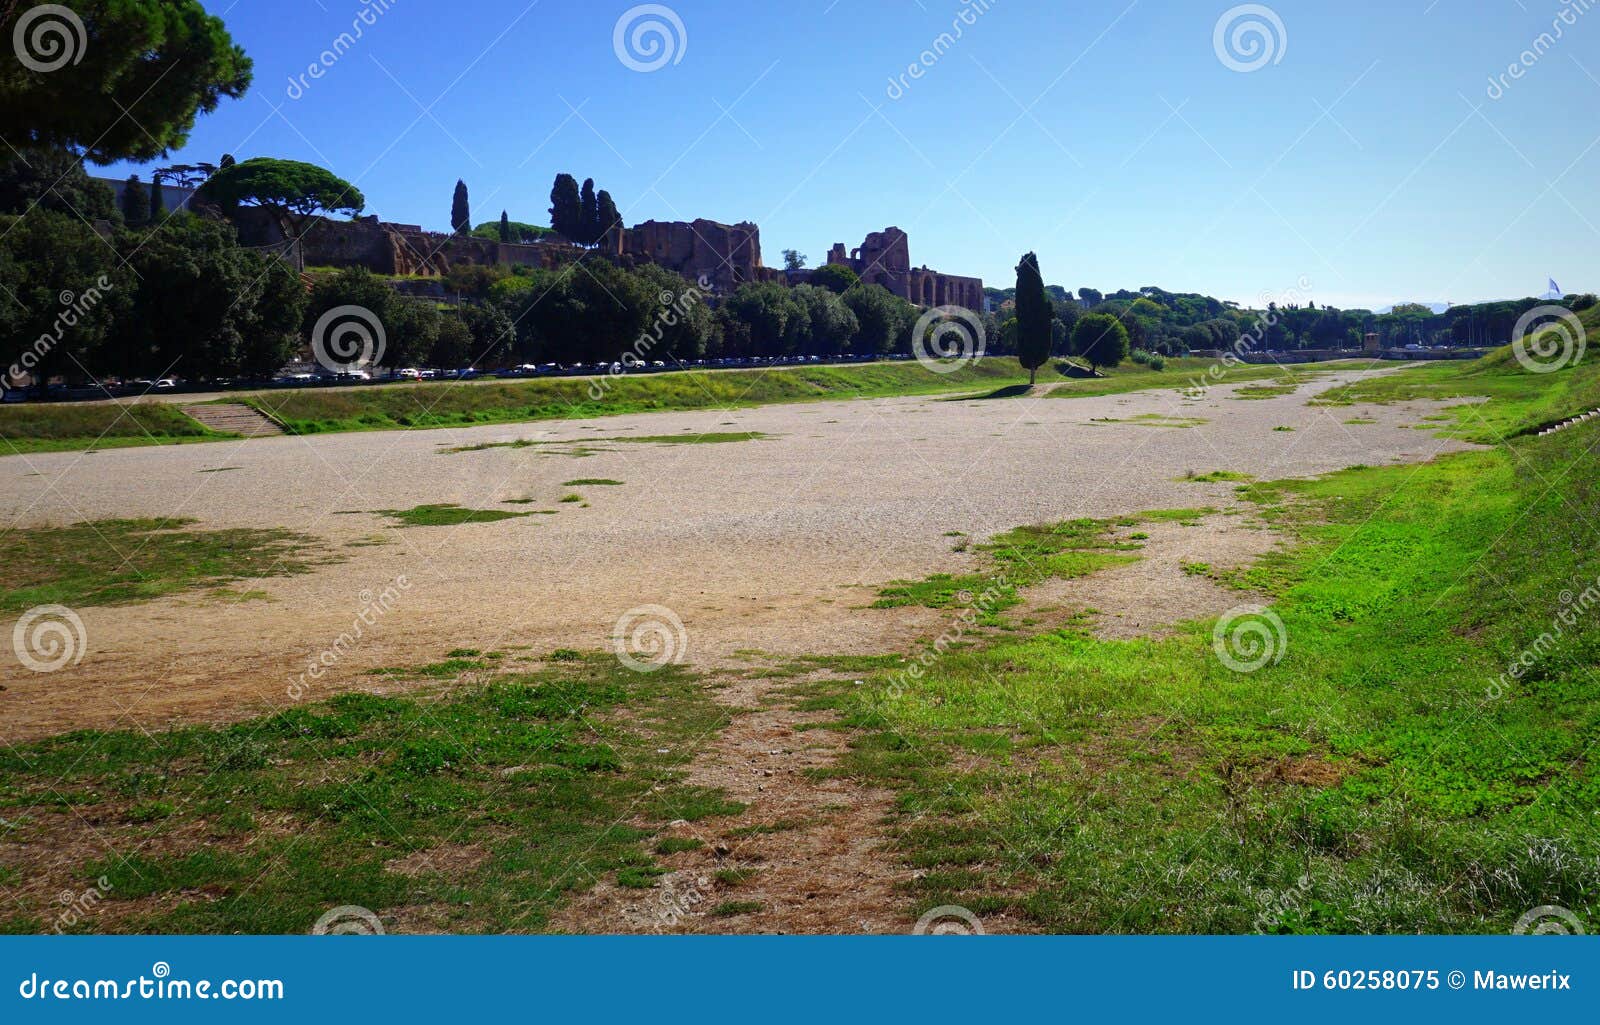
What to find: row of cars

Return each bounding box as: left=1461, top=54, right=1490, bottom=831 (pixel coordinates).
left=3, top=351, right=932, bottom=402
left=485, top=352, right=901, bottom=379
left=276, top=352, right=910, bottom=386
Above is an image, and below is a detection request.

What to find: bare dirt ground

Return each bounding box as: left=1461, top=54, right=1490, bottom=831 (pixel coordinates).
left=0, top=367, right=1482, bottom=934
left=1, top=369, right=1473, bottom=744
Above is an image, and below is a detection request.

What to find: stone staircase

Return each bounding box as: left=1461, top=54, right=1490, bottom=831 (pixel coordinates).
left=182, top=403, right=286, bottom=438
left=1537, top=407, right=1600, bottom=437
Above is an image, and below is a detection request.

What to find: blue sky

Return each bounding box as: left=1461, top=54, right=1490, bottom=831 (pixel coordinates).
left=114, top=0, right=1598, bottom=309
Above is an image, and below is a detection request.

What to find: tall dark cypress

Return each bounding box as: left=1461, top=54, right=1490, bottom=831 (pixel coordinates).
left=549, top=173, right=581, bottom=240
left=1015, top=251, right=1052, bottom=386
left=120, top=175, right=149, bottom=226
left=451, top=179, right=471, bottom=235
left=579, top=178, right=599, bottom=245
left=595, top=190, right=621, bottom=246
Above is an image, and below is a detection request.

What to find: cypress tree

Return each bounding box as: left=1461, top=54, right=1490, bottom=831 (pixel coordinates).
left=451, top=179, right=471, bottom=235
left=498, top=210, right=512, bottom=243
left=595, top=190, right=621, bottom=245
left=1015, top=251, right=1052, bottom=386
left=579, top=178, right=599, bottom=245
left=549, top=173, right=581, bottom=240
left=148, top=174, right=165, bottom=222
left=120, top=175, right=149, bottom=226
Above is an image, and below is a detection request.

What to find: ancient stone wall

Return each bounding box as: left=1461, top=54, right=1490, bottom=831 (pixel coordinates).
left=228, top=207, right=981, bottom=309
left=229, top=208, right=585, bottom=276
left=827, top=227, right=983, bottom=310
left=619, top=219, right=762, bottom=293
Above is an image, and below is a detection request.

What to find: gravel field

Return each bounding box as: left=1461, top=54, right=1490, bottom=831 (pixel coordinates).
left=0, top=368, right=1475, bottom=741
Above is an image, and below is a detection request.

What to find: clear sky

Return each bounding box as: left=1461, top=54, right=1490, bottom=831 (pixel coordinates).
left=113, top=0, right=1598, bottom=310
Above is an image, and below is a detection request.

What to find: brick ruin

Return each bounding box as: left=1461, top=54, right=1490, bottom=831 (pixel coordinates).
left=230, top=208, right=586, bottom=276
left=614, top=218, right=764, bottom=294
left=234, top=207, right=983, bottom=310
left=825, top=227, right=984, bottom=310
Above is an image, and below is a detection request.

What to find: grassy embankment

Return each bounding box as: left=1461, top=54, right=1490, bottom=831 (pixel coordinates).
left=0, top=357, right=1362, bottom=454
left=790, top=315, right=1600, bottom=933
left=0, top=402, right=229, bottom=455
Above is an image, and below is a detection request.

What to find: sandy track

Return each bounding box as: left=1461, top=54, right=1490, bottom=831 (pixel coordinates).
left=0, top=369, right=1473, bottom=742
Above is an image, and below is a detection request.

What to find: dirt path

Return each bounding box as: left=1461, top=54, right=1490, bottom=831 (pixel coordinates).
left=548, top=665, right=909, bottom=934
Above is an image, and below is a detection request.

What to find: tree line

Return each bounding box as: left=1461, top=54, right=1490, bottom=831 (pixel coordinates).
left=988, top=283, right=1597, bottom=355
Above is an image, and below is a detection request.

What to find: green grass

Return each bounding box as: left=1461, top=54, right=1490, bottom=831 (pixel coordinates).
left=797, top=356, right=1600, bottom=932
left=0, top=518, right=333, bottom=611
left=0, top=653, right=741, bottom=933
left=1088, top=414, right=1208, bottom=429
left=873, top=517, right=1152, bottom=620
left=444, top=433, right=770, bottom=455
left=0, top=358, right=1371, bottom=454
left=1308, top=307, right=1600, bottom=443
left=0, top=402, right=225, bottom=454
left=564, top=479, right=623, bottom=487
left=1230, top=384, right=1299, bottom=399
left=242, top=362, right=1032, bottom=437
left=655, top=837, right=705, bottom=855
left=726, top=819, right=806, bottom=839
left=711, top=900, right=765, bottom=917
left=377, top=504, right=537, bottom=527
left=1180, top=470, right=1256, bottom=483
left=606, top=431, right=771, bottom=445
left=1043, top=360, right=1351, bottom=402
